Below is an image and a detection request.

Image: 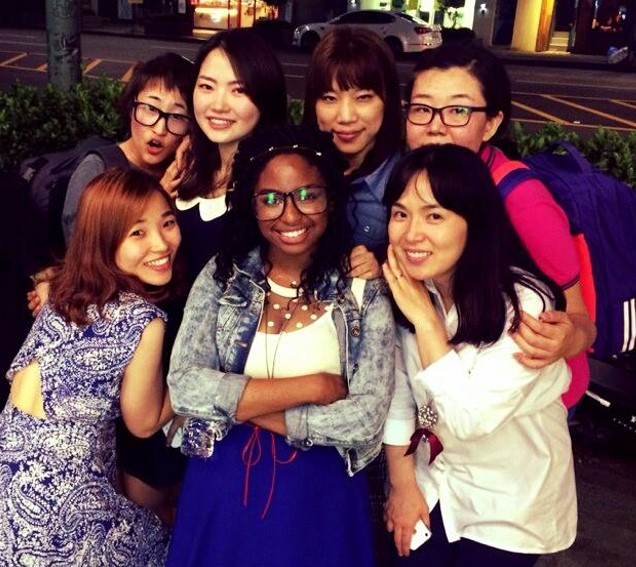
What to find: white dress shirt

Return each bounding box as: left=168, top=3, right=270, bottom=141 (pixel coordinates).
left=383, top=279, right=578, bottom=554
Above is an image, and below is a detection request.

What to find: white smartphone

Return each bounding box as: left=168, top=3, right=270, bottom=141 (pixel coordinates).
left=410, top=520, right=432, bottom=551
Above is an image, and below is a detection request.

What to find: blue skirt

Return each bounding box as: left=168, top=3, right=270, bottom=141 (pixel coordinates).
left=167, top=424, right=376, bottom=567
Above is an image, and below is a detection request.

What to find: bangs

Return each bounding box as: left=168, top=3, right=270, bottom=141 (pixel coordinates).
left=318, top=56, right=386, bottom=99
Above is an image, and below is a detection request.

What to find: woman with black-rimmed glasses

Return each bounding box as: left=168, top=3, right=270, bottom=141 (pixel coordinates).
left=403, top=41, right=595, bottom=419
left=167, top=125, right=395, bottom=567
left=62, top=52, right=193, bottom=245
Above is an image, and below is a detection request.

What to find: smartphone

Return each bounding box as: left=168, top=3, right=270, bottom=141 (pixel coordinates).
left=410, top=520, right=432, bottom=551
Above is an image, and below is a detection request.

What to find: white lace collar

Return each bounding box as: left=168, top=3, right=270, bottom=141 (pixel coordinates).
left=176, top=195, right=227, bottom=222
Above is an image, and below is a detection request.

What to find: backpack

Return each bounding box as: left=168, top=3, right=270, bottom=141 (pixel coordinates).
left=19, top=136, right=129, bottom=258
left=493, top=141, right=636, bottom=359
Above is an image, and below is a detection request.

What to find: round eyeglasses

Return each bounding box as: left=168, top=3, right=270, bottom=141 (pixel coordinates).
left=132, top=101, right=190, bottom=135
left=404, top=103, right=490, bottom=127
left=253, top=185, right=329, bottom=221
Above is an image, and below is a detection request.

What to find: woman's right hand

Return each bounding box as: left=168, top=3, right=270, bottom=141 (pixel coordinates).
left=385, top=481, right=430, bottom=558
left=312, top=372, right=348, bottom=405
left=383, top=245, right=436, bottom=327
left=27, top=281, right=50, bottom=318
left=159, top=159, right=185, bottom=199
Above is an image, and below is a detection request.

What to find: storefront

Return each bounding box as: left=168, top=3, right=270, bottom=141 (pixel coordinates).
left=489, top=0, right=633, bottom=55
left=573, top=0, right=631, bottom=54
left=192, top=0, right=276, bottom=31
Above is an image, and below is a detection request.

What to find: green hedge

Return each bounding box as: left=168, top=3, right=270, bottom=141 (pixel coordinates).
left=2, top=79, right=635, bottom=190
left=509, top=122, right=636, bottom=188
left=0, top=79, right=126, bottom=172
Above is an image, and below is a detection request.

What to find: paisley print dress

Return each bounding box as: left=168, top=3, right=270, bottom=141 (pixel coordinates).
left=0, top=293, right=169, bottom=566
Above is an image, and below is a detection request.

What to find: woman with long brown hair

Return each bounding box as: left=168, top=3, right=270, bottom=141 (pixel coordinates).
left=0, top=169, right=180, bottom=566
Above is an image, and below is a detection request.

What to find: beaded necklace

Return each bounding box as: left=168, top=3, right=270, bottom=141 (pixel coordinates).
left=263, top=277, right=326, bottom=379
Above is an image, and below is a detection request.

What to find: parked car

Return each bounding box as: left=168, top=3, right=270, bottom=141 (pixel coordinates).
left=292, top=10, right=442, bottom=57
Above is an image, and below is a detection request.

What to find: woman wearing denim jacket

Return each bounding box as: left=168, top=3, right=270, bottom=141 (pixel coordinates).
left=167, top=125, right=395, bottom=567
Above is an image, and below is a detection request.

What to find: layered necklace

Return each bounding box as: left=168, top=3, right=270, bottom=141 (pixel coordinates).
left=263, top=277, right=327, bottom=379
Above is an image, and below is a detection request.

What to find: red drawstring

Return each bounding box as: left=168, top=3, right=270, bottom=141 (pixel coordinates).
left=241, top=425, right=298, bottom=518
left=241, top=426, right=263, bottom=508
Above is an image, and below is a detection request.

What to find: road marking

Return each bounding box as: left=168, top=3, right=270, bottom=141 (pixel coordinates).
left=517, top=91, right=636, bottom=102
left=121, top=65, right=136, bottom=82
left=611, top=99, right=636, bottom=111
left=150, top=44, right=199, bottom=55
left=516, top=81, right=636, bottom=92
left=541, top=94, right=636, bottom=128
left=0, top=53, right=28, bottom=66
left=0, top=64, right=42, bottom=72
left=83, top=58, right=103, bottom=74
left=0, top=33, right=38, bottom=40
left=0, top=40, right=45, bottom=48
left=513, top=117, right=634, bottom=132
left=511, top=100, right=568, bottom=123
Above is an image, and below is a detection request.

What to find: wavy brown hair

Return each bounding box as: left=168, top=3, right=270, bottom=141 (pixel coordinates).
left=49, top=169, right=178, bottom=325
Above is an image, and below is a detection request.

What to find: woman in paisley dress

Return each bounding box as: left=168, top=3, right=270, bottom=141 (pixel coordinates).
left=0, top=168, right=181, bottom=566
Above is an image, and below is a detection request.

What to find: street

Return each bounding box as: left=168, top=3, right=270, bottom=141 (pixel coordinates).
left=3, top=27, right=636, bottom=136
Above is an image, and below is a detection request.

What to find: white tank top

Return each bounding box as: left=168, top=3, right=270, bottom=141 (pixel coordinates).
left=244, top=306, right=340, bottom=379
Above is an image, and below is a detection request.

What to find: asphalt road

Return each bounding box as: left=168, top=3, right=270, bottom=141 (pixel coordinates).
left=3, top=27, right=636, bottom=137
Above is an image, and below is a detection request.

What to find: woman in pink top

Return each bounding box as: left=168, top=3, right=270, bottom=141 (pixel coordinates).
left=403, top=42, right=595, bottom=408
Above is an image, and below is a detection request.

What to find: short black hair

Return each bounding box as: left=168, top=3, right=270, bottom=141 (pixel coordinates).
left=405, top=42, right=512, bottom=139
left=119, top=52, right=193, bottom=121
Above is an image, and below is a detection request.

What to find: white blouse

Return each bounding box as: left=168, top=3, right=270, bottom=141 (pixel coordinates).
left=383, top=280, right=577, bottom=554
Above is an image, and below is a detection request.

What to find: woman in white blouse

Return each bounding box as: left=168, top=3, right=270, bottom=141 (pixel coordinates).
left=381, top=144, right=577, bottom=567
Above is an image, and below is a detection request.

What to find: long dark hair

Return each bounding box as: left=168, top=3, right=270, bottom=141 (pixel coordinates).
left=215, top=125, right=352, bottom=296
left=49, top=169, right=180, bottom=325
left=303, top=27, right=402, bottom=180
left=384, top=144, right=565, bottom=346
left=178, top=29, right=288, bottom=200
left=405, top=42, right=512, bottom=140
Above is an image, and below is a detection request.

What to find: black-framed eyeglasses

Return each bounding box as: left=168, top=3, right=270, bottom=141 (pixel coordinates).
left=132, top=101, right=190, bottom=135
left=404, top=103, right=490, bottom=127
left=253, top=184, right=329, bottom=221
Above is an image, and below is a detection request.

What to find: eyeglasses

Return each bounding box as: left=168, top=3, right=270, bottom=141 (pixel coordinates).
left=404, top=103, right=490, bottom=127
left=253, top=185, right=329, bottom=221
left=132, top=101, right=190, bottom=135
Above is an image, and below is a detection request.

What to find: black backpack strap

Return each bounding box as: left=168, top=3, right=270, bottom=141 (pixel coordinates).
left=90, top=144, right=130, bottom=171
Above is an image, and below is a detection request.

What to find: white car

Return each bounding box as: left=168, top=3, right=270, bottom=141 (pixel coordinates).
left=292, top=10, right=442, bottom=57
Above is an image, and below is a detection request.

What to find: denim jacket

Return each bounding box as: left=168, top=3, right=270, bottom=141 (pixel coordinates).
left=167, top=247, right=395, bottom=475
left=347, top=153, right=399, bottom=258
